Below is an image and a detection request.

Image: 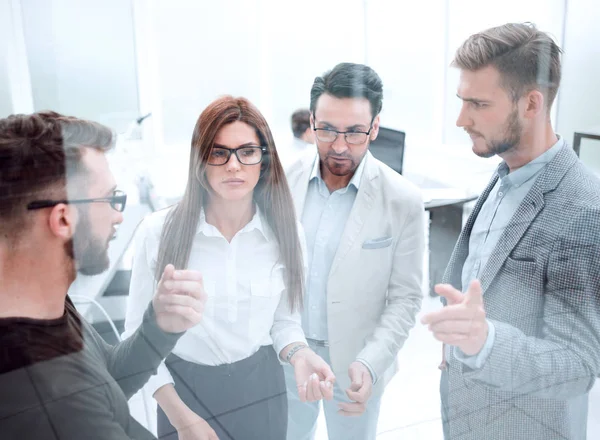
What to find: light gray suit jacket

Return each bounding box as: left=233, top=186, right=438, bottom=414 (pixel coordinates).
left=443, top=146, right=600, bottom=439
left=286, top=151, right=425, bottom=395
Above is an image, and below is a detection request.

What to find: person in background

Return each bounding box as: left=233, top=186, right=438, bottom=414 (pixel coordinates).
left=123, top=96, right=336, bottom=440
left=284, top=62, right=425, bottom=440
left=292, top=109, right=316, bottom=146
left=281, top=109, right=316, bottom=168
left=422, top=22, right=600, bottom=440
left=0, top=111, right=206, bottom=439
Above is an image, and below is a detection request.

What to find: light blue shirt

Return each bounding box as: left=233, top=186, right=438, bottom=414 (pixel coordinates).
left=454, top=137, right=565, bottom=368
left=301, top=155, right=365, bottom=340
left=301, top=155, right=377, bottom=381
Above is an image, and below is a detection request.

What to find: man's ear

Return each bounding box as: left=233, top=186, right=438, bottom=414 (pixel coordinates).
left=47, top=204, right=77, bottom=241
left=370, top=115, right=381, bottom=141
left=523, top=90, right=545, bottom=119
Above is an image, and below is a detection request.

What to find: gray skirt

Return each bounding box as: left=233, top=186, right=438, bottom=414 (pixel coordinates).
left=157, top=345, right=287, bottom=440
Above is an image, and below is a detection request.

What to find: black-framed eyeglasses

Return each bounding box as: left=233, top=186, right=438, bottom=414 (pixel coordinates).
left=312, top=118, right=374, bottom=145
left=27, top=190, right=128, bottom=212
left=207, top=146, right=267, bottom=166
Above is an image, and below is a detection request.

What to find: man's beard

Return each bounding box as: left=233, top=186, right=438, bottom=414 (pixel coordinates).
left=476, top=108, right=522, bottom=159
left=322, top=147, right=367, bottom=177
left=64, top=210, right=110, bottom=276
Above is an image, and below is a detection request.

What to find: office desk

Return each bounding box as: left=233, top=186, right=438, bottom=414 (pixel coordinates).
left=405, top=173, right=478, bottom=296
left=69, top=204, right=150, bottom=319
left=424, top=195, right=477, bottom=296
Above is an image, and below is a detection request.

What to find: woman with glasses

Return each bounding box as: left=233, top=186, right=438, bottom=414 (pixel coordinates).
left=123, top=96, right=335, bottom=440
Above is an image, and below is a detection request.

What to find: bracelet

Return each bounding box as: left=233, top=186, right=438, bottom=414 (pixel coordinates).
left=286, top=344, right=309, bottom=363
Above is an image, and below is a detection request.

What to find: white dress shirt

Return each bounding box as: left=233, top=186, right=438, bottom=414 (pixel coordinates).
left=301, top=154, right=365, bottom=340
left=122, top=205, right=307, bottom=397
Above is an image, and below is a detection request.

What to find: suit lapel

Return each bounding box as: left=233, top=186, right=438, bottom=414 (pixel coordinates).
left=477, top=186, right=544, bottom=292
left=329, top=153, right=378, bottom=276
left=290, top=152, right=318, bottom=218
left=477, top=146, right=578, bottom=293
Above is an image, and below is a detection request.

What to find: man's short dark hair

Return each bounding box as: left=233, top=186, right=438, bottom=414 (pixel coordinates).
left=291, top=109, right=311, bottom=139
left=310, top=62, right=383, bottom=118
left=0, top=111, right=114, bottom=239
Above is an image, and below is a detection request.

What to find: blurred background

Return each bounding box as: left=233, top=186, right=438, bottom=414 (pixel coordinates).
left=3, top=0, right=599, bottom=196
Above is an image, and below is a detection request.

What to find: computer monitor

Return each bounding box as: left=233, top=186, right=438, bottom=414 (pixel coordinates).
left=368, top=126, right=405, bottom=174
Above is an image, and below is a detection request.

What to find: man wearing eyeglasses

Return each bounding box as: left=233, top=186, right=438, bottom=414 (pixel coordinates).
left=0, top=111, right=207, bottom=439
left=284, top=63, right=425, bottom=439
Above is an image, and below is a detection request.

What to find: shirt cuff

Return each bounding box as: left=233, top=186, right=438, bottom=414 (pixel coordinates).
left=454, top=320, right=496, bottom=369
left=146, top=361, right=175, bottom=398
left=356, top=358, right=378, bottom=385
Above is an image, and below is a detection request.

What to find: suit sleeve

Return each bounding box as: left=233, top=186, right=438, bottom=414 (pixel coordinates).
left=0, top=361, right=145, bottom=440
left=356, top=191, right=425, bottom=378
left=93, top=302, right=182, bottom=401
left=94, top=217, right=182, bottom=400
left=45, top=385, right=138, bottom=439
left=462, top=207, right=600, bottom=398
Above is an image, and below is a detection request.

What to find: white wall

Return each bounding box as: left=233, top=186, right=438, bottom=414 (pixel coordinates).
left=556, top=0, right=600, bottom=172
left=365, top=0, right=446, bottom=146
left=20, top=0, right=139, bottom=132
left=141, top=0, right=366, bottom=152
left=0, top=0, right=34, bottom=117
left=6, top=0, right=597, bottom=185
left=443, top=0, right=566, bottom=146
left=0, top=0, right=17, bottom=117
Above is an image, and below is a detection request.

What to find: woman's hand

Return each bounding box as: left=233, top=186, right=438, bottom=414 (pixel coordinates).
left=290, top=348, right=336, bottom=402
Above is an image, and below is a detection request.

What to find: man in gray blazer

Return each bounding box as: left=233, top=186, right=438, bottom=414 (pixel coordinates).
left=422, top=23, right=600, bottom=439
left=284, top=63, right=425, bottom=439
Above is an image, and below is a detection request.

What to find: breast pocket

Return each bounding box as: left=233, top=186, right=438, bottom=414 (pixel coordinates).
left=504, top=255, right=537, bottom=279
left=353, top=237, right=394, bottom=303
left=249, top=276, right=286, bottom=340
left=362, top=236, right=393, bottom=250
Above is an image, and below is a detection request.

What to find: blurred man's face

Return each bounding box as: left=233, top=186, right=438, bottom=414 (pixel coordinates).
left=68, top=149, right=123, bottom=275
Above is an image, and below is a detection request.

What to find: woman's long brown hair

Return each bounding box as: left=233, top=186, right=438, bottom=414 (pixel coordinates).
left=154, top=96, right=304, bottom=312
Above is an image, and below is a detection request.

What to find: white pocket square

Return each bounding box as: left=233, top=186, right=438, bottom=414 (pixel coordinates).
left=362, top=236, right=393, bottom=249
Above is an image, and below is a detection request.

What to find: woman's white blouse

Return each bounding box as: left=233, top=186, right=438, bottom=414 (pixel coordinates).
left=122, top=206, right=307, bottom=397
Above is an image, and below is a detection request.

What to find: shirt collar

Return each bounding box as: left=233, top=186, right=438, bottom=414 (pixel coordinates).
left=309, top=153, right=367, bottom=192
left=496, top=135, right=565, bottom=188
left=197, top=204, right=272, bottom=241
